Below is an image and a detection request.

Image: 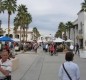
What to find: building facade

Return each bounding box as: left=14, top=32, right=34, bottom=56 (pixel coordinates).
left=3, top=27, right=34, bottom=42
left=70, top=10, right=86, bottom=49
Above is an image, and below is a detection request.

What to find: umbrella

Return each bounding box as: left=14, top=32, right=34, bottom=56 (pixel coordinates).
left=12, top=38, right=20, bottom=42
left=0, top=36, right=13, bottom=42
left=53, top=37, right=65, bottom=42
left=65, top=39, right=73, bottom=42
left=37, top=40, right=42, bottom=43
left=42, top=39, right=47, bottom=42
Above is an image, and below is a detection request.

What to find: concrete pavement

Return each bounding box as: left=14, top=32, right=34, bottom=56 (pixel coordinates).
left=11, top=48, right=86, bottom=80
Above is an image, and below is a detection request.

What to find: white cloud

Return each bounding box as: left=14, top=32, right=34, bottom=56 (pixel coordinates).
left=0, top=0, right=84, bottom=36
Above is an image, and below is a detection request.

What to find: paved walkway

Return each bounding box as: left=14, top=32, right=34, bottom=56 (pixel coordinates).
left=11, top=49, right=86, bottom=80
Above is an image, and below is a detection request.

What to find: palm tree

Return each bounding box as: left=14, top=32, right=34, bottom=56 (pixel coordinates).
left=25, top=13, right=32, bottom=42
left=55, top=23, right=61, bottom=38
left=55, top=29, right=62, bottom=38
left=58, top=22, right=66, bottom=32
left=0, top=0, right=4, bottom=13
left=81, top=0, right=86, bottom=11
left=14, top=16, right=19, bottom=38
left=65, top=21, right=73, bottom=39
left=55, top=22, right=66, bottom=38
left=18, top=5, right=28, bottom=42
left=14, top=4, right=32, bottom=42
left=33, top=27, right=40, bottom=40
left=2, top=0, right=17, bottom=36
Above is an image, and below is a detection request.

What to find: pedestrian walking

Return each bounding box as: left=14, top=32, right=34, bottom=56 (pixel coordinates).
left=49, top=44, right=55, bottom=56
left=45, top=43, right=48, bottom=52
left=58, top=51, right=80, bottom=80
left=69, top=44, right=74, bottom=52
left=0, top=50, right=12, bottom=80
left=33, top=42, right=38, bottom=53
left=75, top=43, right=80, bottom=55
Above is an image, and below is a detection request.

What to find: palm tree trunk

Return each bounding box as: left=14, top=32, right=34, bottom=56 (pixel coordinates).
left=20, top=27, right=22, bottom=42
left=26, top=27, right=28, bottom=42
left=69, top=28, right=70, bottom=39
left=24, top=28, right=25, bottom=42
left=8, top=13, right=10, bottom=37
left=23, top=27, right=25, bottom=42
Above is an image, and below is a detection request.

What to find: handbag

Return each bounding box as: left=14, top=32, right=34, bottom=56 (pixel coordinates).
left=63, top=64, right=72, bottom=80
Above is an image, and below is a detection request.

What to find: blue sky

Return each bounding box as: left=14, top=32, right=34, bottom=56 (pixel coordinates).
left=0, top=0, right=84, bottom=36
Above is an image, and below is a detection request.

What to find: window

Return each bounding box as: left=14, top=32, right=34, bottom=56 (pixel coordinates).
left=9, top=34, right=13, bottom=38
left=15, top=35, right=19, bottom=38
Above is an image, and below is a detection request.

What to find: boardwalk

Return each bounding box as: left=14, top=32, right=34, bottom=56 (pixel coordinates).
left=12, top=48, right=86, bottom=80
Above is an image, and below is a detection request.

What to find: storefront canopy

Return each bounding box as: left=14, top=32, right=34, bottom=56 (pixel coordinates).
left=0, top=36, right=13, bottom=42
left=12, top=38, right=20, bottom=42
left=53, top=37, right=65, bottom=42
left=65, top=39, right=73, bottom=42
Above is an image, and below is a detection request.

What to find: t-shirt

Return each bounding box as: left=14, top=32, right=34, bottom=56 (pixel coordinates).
left=0, top=59, right=12, bottom=78
left=59, top=61, right=80, bottom=80
left=70, top=45, right=74, bottom=50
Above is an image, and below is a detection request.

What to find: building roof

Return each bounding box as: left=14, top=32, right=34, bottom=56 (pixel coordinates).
left=73, top=19, right=78, bottom=25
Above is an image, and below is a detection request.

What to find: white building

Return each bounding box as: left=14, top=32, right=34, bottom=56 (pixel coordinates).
left=3, top=27, right=34, bottom=41
left=37, top=34, right=54, bottom=43
left=69, top=3, right=86, bottom=49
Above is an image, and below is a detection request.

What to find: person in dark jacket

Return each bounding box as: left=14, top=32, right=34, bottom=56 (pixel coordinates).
left=75, top=43, right=80, bottom=55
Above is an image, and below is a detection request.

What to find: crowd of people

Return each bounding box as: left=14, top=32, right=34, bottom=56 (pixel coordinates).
left=0, top=41, right=39, bottom=58
left=0, top=41, right=39, bottom=80
left=40, top=41, right=80, bottom=56
left=42, top=42, right=64, bottom=55
left=0, top=40, right=81, bottom=80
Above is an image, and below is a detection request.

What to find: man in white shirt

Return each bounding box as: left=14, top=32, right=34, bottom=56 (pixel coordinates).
left=69, top=44, right=74, bottom=53
left=70, top=44, right=74, bottom=50
left=45, top=43, right=48, bottom=52
left=58, top=52, right=80, bottom=80
left=0, top=50, right=12, bottom=80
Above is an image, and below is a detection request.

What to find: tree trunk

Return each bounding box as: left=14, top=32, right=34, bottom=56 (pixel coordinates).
left=23, top=27, right=25, bottom=42
left=26, top=27, right=28, bottom=42
left=8, top=13, right=10, bottom=37
left=24, top=28, right=25, bottom=42
left=69, top=28, right=70, bottom=39
left=20, top=27, right=22, bottom=42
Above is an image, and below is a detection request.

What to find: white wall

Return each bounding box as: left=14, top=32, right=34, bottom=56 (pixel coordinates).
left=3, top=28, right=33, bottom=41
left=83, top=12, right=86, bottom=49
left=78, top=11, right=84, bottom=49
